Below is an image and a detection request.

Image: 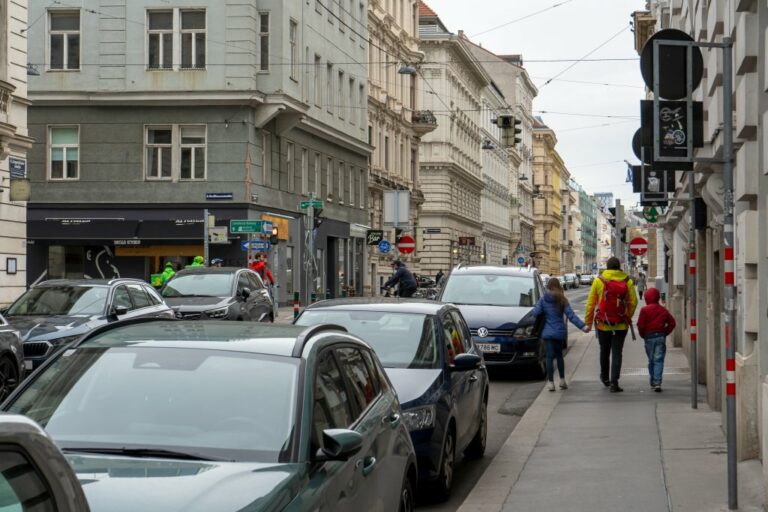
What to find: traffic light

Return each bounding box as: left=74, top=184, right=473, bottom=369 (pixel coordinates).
left=270, top=225, right=279, bottom=244
left=313, top=207, right=324, bottom=229
left=620, top=228, right=627, bottom=243
left=395, top=227, right=403, bottom=243
left=513, top=116, right=522, bottom=145
left=608, top=207, right=617, bottom=227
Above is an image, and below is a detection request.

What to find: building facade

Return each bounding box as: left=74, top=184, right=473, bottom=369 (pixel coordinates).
left=563, top=181, right=582, bottom=274
left=595, top=205, right=612, bottom=269
left=368, top=0, right=434, bottom=293
left=579, top=188, right=597, bottom=273
left=417, top=6, right=489, bottom=274
left=531, top=116, right=565, bottom=275
left=0, top=0, right=32, bottom=305
left=25, top=0, right=370, bottom=305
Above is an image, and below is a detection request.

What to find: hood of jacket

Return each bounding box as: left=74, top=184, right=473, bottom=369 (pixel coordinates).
left=192, top=256, right=205, bottom=265
left=644, top=287, right=660, bottom=304
left=600, top=269, right=630, bottom=282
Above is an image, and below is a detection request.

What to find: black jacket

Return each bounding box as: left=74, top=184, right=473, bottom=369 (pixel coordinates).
left=384, top=266, right=417, bottom=290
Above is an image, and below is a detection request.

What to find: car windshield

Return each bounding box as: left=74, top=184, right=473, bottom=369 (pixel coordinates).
left=441, top=274, right=535, bottom=307
left=6, top=286, right=109, bottom=316
left=296, top=311, right=440, bottom=369
left=6, top=345, right=299, bottom=463
left=162, top=273, right=233, bottom=298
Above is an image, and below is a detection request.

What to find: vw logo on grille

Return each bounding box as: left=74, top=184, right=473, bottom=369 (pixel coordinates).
left=477, top=327, right=489, bottom=338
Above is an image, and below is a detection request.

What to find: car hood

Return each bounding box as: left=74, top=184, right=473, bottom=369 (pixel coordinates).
left=164, top=297, right=231, bottom=310
left=451, top=304, right=534, bottom=330
left=6, top=315, right=103, bottom=342
left=64, top=454, right=303, bottom=512
left=384, top=368, right=443, bottom=406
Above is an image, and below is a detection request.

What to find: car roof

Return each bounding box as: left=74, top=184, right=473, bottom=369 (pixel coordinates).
left=304, top=297, right=452, bottom=315
left=173, top=267, right=248, bottom=275
left=450, top=265, right=538, bottom=277
left=35, top=278, right=148, bottom=287
left=75, top=319, right=351, bottom=358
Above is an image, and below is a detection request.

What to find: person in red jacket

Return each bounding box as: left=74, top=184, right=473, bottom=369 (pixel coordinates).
left=249, top=253, right=275, bottom=285
left=637, top=287, right=676, bottom=392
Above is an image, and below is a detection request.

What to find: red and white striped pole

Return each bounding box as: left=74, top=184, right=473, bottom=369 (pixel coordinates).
left=689, top=193, right=697, bottom=410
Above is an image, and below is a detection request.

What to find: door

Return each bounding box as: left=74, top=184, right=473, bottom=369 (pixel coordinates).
left=440, top=312, right=473, bottom=447
left=451, top=310, right=483, bottom=449
left=246, top=272, right=272, bottom=322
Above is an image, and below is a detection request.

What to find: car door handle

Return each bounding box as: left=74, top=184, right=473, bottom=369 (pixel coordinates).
left=361, top=456, right=377, bottom=477
left=383, top=413, right=401, bottom=428
left=469, top=374, right=479, bottom=383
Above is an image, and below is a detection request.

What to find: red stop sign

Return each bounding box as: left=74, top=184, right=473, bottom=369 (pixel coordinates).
left=630, top=237, right=648, bottom=256
left=397, top=235, right=416, bottom=254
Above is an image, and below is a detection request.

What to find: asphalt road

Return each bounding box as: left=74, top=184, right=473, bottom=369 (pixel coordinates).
left=419, top=285, right=592, bottom=511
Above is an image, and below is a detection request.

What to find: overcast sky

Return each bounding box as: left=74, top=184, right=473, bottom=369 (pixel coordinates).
left=426, top=0, right=647, bottom=207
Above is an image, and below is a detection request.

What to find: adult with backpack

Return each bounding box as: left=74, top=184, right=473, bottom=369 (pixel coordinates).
left=585, top=257, right=638, bottom=392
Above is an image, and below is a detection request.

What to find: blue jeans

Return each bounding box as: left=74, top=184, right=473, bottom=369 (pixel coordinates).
left=544, top=339, right=565, bottom=381
left=644, top=334, right=667, bottom=386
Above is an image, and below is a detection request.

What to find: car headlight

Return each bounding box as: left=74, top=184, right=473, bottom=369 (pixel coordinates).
left=403, top=405, right=436, bottom=432
left=49, top=335, right=82, bottom=348
left=205, top=307, right=229, bottom=319
left=513, top=325, right=535, bottom=339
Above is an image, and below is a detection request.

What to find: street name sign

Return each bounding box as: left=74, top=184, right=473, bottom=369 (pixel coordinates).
left=300, top=199, right=324, bottom=209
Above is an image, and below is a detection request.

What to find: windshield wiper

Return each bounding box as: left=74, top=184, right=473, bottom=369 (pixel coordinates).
left=62, top=447, right=233, bottom=462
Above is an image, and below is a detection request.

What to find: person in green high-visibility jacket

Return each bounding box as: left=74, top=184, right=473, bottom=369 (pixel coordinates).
left=187, top=256, right=205, bottom=268
left=160, top=262, right=176, bottom=286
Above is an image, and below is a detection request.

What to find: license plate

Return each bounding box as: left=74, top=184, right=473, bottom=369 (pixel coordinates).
left=24, top=360, right=33, bottom=370
left=476, top=343, right=500, bottom=353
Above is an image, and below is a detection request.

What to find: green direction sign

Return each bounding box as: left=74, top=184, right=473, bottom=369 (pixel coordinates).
left=229, top=220, right=263, bottom=234
left=300, top=200, right=324, bottom=209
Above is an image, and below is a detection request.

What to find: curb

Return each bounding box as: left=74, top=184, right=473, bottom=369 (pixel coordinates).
left=456, top=331, right=594, bottom=512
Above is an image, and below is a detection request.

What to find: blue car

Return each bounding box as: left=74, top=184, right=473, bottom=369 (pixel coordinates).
left=296, top=299, right=489, bottom=501
left=438, top=265, right=546, bottom=373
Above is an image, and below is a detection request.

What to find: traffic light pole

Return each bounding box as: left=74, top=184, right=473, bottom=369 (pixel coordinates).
left=688, top=175, right=697, bottom=410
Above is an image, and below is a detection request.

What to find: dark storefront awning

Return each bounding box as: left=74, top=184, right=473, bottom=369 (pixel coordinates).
left=136, top=220, right=204, bottom=239
left=28, top=219, right=139, bottom=239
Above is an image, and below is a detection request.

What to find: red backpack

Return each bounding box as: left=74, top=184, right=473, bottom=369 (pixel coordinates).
left=598, top=276, right=630, bottom=325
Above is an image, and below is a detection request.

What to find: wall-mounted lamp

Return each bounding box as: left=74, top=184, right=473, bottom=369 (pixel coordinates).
left=398, top=64, right=417, bottom=75
left=481, top=139, right=494, bottom=150
left=26, top=64, right=40, bottom=76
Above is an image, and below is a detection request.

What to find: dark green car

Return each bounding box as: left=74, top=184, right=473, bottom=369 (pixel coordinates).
left=1, top=319, right=417, bottom=512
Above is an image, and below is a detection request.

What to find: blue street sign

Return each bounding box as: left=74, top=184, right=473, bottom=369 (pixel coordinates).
left=378, top=240, right=391, bottom=254
left=592, top=262, right=598, bottom=270
left=8, top=157, right=26, bottom=179
left=517, top=256, right=526, bottom=265
left=241, top=240, right=271, bottom=251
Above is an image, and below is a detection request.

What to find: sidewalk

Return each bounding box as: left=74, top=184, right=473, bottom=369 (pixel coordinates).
left=459, top=328, right=765, bottom=512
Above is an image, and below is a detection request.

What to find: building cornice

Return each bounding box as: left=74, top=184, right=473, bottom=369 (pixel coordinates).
left=28, top=90, right=267, bottom=106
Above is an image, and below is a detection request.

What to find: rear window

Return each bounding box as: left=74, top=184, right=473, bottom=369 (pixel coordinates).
left=441, top=273, right=536, bottom=307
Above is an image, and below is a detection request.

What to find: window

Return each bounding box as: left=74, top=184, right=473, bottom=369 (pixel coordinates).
left=301, top=148, right=308, bottom=195
left=326, top=63, right=334, bottom=113
left=442, top=313, right=465, bottom=364
left=359, top=84, right=366, bottom=127
left=314, top=55, right=322, bottom=106
left=148, top=10, right=173, bottom=69
left=49, top=126, right=79, bottom=180
left=49, top=11, right=80, bottom=70
left=127, top=284, right=152, bottom=309
left=349, top=166, right=355, bottom=206
left=336, top=347, right=379, bottom=414
left=0, top=450, right=61, bottom=511
left=338, top=70, right=344, bottom=118
left=237, top=273, right=251, bottom=294
left=289, top=20, right=298, bottom=80
left=112, top=286, right=132, bottom=310
left=338, top=162, right=344, bottom=204
left=262, top=131, right=271, bottom=186
left=146, top=127, right=172, bottom=179
left=259, top=12, right=270, bottom=71
left=180, top=126, right=206, bottom=180
left=349, top=78, right=355, bottom=124
left=314, top=152, right=321, bottom=197
left=286, top=142, right=294, bottom=191
left=181, top=10, right=206, bottom=69
left=384, top=135, right=390, bottom=170
left=326, top=157, right=333, bottom=200
left=450, top=311, right=472, bottom=352
left=312, top=350, right=353, bottom=449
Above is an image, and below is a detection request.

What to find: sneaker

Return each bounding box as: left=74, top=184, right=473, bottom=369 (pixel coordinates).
left=601, top=378, right=610, bottom=387
left=654, top=386, right=662, bottom=393
left=559, top=381, right=568, bottom=390
left=548, top=381, right=556, bottom=392
left=609, top=384, right=624, bottom=393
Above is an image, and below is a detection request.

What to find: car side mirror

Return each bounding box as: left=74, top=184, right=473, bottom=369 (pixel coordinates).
left=111, top=305, right=129, bottom=317
left=314, top=429, right=363, bottom=462
left=452, top=353, right=482, bottom=371
left=240, top=287, right=251, bottom=299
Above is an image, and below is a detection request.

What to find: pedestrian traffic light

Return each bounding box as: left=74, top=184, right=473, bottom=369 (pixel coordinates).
left=313, top=207, right=324, bottom=229
left=395, top=227, right=403, bottom=242
left=270, top=226, right=279, bottom=244
left=513, top=116, right=522, bottom=145
left=608, top=207, right=617, bottom=227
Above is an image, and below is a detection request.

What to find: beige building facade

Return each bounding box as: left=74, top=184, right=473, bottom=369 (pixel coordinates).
left=0, top=0, right=32, bottom=305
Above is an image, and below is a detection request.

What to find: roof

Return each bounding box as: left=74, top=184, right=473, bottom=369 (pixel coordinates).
left=451, top=265, right=539, bottom=276
left=533, top=116, right=548, bottom=129
left=76, top=320, right=349, bottom=358
left=304, top=297, right=451, bottom=316
left=174, top=267, right=247, bottom=275
left=418, top=1, right=438, bottom=18
left=36, top=278, right=145, bottom=287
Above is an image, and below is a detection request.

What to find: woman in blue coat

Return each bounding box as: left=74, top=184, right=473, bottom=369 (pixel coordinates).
left=533, top=277, right=589, bottom=391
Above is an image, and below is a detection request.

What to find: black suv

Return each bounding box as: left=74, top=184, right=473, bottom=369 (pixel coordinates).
left=437, top=265, right=545, bottom=372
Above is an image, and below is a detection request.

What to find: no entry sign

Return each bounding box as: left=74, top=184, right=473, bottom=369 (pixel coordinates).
left=630, top=237, right=648, bottom=256
left=396, top=235, right=416, bottom=254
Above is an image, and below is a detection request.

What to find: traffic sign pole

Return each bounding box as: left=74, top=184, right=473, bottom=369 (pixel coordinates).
left=689, top=176, right=698, bottom=410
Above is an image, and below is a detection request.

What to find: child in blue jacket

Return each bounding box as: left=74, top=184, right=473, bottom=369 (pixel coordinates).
left=533, top=277, right=589, bottom=391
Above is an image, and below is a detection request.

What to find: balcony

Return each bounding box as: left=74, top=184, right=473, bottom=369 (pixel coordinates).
left=411, top=110, right=438, bottom=136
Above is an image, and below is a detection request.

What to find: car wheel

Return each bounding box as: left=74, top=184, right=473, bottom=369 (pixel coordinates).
left=0, top=356, right=20, bottom=402
left=399, top=471, right=415, bottom=512
left=464, top=395, right=488, bottom=459
left=432, top=427, right=455, bottom=501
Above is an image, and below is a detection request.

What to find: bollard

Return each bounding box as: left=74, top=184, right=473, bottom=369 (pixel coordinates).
left=293, top=292, right=300, bottom=320
left=311, top=291, right=317, bottom=304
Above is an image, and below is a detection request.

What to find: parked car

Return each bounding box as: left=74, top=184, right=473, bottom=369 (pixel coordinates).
left=553, top=275, right=566, bottom=288
left=579, top=274, right=594, bottom=285
left=0, top=414, right=91, bottom=512
left=415, top=274, right=436, bottom=288
left=0, top=312, right=23, bottom=401
left=438, top=265, right=545, bottom=374
left=3, top=278, right=174, bottom=371
left=295, top=299, right=489, bottom=501
left=2, top=319, right=417, bottom=512
left=162, top=267, right=274, bottom=322
left=539, top=273, right=551, bottom=285
left=563, top=273, right=578, bottom=289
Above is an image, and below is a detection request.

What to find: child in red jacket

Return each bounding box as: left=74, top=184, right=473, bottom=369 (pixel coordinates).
left=637, top=288, right=676, bottom=392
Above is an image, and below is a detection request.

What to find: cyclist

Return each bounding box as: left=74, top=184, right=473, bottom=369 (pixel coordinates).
left=382, top=260, right=417, bottom=298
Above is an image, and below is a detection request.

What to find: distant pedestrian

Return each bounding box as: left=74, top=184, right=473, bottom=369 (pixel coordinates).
left=383, top=260, right=417, bottom=298
left=250, top=253, right=275, bottom=285
left=533, top=278, right=589, bottom=392
left=186, top=255, right=205, bottom=268
left=435, top=269, right=445, bottom=286
left=160, top=261, right=175, bottom=286
left=637, top=287, right=676, bottom=392
left=636, top=272, right=647, bottom=298
left=585, top=257, right=638, bottom=393
left=210, top=257, right=223, bottom=267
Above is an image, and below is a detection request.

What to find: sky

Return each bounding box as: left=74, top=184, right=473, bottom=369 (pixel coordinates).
left=425, top=0, right=647, bottom=207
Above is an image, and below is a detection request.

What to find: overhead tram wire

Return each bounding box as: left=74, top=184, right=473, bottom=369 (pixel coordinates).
left=469, top=0, right=576, bottom=38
